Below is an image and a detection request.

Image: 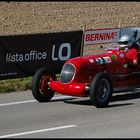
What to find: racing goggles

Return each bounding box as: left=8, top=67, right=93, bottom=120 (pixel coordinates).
left=119, top=41, right=128, bottom=45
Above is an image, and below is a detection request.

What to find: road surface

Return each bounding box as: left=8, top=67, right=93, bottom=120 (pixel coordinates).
left=0, top=89, right=140, bottom=138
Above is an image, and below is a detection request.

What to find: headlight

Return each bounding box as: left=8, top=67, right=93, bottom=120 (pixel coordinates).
left=60, top=64, right=75, bottom=83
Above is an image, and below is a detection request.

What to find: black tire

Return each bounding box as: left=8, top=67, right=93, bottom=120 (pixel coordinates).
left=89, top=72, right=113, bottom=108
left=32, top=67, right=56, bottom=102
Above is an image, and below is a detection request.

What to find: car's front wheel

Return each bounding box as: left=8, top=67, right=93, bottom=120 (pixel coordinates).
left=89, top=72, right=113, bottom=108
left=32, top=67, right=56, bottom=102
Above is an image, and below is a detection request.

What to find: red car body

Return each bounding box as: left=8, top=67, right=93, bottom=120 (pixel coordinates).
left=49, top=45, right=140, bottom=95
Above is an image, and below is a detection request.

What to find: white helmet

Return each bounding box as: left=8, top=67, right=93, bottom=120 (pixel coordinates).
left=119, top=35, right=133, bottom=48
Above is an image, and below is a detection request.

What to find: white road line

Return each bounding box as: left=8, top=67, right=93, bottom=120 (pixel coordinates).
left=0, top=100, right=36, bottom=106
left=0, top=95, right=74, bottom=107
left=0, top=125, right=77, bottom=138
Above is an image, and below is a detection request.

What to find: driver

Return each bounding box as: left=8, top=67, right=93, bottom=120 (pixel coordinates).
left=118, top=35, right=139, bottom=67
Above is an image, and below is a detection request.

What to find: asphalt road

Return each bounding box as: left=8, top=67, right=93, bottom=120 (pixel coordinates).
left=0, top=89, right=140, bottom=138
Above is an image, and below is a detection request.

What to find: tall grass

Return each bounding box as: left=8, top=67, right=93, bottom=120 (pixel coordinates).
left=0, top=77, right=32, bottom=93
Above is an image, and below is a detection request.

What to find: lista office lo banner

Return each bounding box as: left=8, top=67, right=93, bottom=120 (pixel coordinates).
left=0, top=30, right=83, bottom=80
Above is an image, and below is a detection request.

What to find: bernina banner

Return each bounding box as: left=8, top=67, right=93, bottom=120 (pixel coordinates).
left=84, top=27, right=140, bottom=46
left=84, top=28, right=120, bottom=45
left=0, top=30, right=83, bottom=80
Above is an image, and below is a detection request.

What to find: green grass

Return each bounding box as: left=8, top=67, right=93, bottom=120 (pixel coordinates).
left=0, top=77, right=32, bottom=93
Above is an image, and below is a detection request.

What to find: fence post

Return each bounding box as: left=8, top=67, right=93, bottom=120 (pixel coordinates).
left=80, top=23, right=86, bottom=56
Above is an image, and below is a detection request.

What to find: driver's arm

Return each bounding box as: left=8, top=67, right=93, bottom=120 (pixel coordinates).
left=127, top=48, right=138, bottom=67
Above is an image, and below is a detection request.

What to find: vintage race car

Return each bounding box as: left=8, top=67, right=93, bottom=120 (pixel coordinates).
left=31, top=31, right=140, bottom=108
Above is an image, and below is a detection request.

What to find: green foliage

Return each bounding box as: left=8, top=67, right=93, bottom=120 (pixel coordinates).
left=0, top=77, right=32, bottom=93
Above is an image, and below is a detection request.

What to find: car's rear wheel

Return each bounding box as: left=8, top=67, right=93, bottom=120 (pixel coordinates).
left=89, top=72, right=113, bottom=108
left=32, top=67, right=56, bottom=102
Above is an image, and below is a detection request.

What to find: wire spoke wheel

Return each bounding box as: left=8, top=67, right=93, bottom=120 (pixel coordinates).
left=97, top=79, right=111, bottom=103
left=89, top=73, right=113, bottom=108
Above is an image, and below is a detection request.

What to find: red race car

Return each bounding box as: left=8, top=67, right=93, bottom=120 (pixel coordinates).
left=31, top=30, right=140, bottom=108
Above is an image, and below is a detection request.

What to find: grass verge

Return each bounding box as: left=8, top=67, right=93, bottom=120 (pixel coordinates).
left=0, top=77, right=32, bottom=93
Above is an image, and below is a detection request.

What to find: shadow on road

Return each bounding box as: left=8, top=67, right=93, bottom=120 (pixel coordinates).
left=111, top=91, right=140, bottom=102
left=64, top=98, right=91, bottom=106
left=63, top=91, right=140, bottom=108
left=51, top=97, right=77, bottom=102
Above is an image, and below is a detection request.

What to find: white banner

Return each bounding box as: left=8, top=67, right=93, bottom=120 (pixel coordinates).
left=84, top=28, right=120, bottom=45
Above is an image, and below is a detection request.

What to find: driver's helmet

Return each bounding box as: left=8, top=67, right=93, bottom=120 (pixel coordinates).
left=118, top=35, right=133, bottom=49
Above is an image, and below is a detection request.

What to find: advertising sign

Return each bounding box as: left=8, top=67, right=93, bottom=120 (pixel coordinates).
left=0, top=30, right=83, bottom=80
left=84, top=28, right=120, bottom=45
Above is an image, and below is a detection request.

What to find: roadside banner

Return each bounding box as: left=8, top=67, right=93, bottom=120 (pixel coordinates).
left=84, top=28, right=120, bottom=45
left=84, top=27, right=140, bottom=46
left=0, top=30, right=83, bottom=80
